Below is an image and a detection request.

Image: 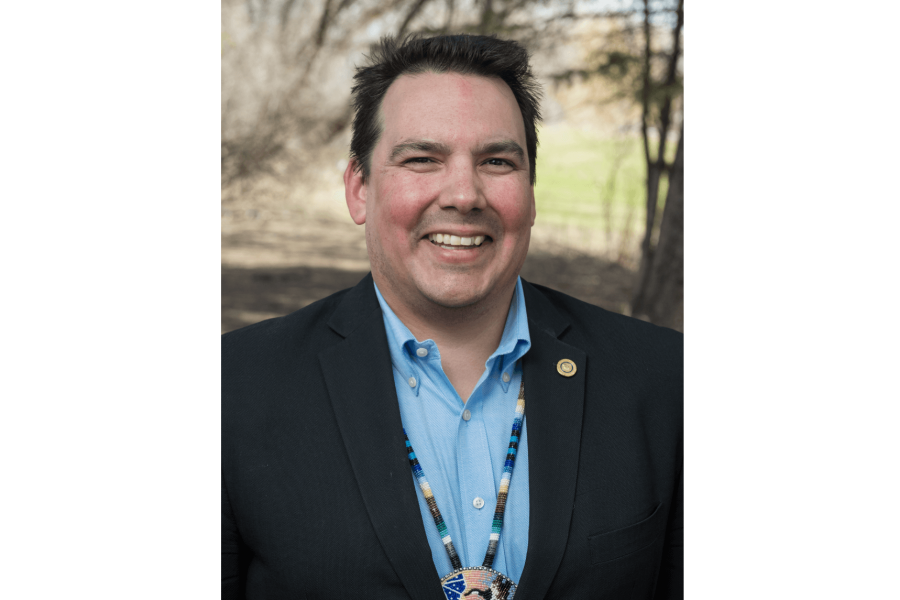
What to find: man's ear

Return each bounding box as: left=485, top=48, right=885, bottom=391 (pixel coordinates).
left=344, top=159, right=367, bottom=225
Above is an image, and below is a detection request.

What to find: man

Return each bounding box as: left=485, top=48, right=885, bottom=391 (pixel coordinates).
left=223, top=35, right=682, bottom=600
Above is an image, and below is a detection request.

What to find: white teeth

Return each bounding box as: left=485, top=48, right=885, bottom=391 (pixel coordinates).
left=428, top=233, right=487, bottom=246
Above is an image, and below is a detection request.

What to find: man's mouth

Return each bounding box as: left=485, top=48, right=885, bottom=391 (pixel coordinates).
left=428, top=233, right=488, bottom=249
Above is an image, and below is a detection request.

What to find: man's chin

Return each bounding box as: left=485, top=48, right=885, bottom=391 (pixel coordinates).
left=415, top=278, right=512, bottom=313
left=418, top=289, right=483, bottom=311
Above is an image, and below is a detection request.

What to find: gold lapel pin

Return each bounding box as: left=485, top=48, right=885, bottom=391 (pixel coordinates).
left=556, top=359, right=577, bottom=377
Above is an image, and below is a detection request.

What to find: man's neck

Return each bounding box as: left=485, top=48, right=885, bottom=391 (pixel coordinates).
left=378, top=282, right=516, bottom=403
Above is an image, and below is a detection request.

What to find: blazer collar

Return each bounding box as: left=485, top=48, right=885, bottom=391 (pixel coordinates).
left=325, top=272, right=381, bottom=338
left=515, top=280, right=586, bottom=600
left=321, top=274, right=444, bottom=600
left=321, top=275, right=586, bottom=600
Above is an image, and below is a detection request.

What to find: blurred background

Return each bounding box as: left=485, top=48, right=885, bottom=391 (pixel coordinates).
left=221, top=0, right=683, bottom=333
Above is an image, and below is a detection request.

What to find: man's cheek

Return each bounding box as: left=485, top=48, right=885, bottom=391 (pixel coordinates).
left=385, top=202, right=421, bottom=234
left=492, top=186, right=535, bottom=222
left=383, top=188, right=429, bottom=228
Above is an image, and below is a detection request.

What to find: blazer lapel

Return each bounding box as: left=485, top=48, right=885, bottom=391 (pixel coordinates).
left=516, top=281, right=587, bottom=600
left=319, top=275, right=444, bottom=600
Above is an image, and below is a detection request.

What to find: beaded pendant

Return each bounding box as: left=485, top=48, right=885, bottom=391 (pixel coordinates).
left=440, top=566, right=516, bottom=600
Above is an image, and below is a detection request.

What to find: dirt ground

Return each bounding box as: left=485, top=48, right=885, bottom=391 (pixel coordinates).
left=222, top=206, right=636, bottom=334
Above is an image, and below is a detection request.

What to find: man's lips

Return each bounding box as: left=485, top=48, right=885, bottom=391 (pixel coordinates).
left=426, top=232, right=491, bottom=248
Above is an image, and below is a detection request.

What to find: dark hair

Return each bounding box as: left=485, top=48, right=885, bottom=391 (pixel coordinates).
left=349, top=34, right=542, bottom=185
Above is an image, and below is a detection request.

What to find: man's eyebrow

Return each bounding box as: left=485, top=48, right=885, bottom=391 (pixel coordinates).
left=388, top=139, right=526, bottom=163
left=475, top=140, right=526, bottom=162
left=389, top=140, right=452, bottom=161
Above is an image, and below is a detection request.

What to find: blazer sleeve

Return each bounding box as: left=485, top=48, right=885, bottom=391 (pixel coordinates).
left=222, top=474, right=245, bottom=600
left=654, top=460, right=683, bottom=600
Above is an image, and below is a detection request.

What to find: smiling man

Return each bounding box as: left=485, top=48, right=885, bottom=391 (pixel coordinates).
left=345, top=70, right=536, bottom=403
left=222, top=35, right=683, bottom=600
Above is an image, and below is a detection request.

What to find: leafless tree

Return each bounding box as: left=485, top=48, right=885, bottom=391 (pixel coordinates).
left=222, top=0, right=581, bottom=191
left=631, top=0, right=683, bottom=329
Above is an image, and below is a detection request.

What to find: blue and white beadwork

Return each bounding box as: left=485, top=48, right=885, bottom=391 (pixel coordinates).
left=403, top=380, right=526, bottom=595
left=405, top=433, right=462, bottom=569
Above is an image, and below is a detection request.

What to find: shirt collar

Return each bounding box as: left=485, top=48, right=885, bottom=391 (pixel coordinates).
left=374, top=278, right=531, bottom=395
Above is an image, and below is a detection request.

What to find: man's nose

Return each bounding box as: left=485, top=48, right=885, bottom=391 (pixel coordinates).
left=438, top=160, right=487, bottom=214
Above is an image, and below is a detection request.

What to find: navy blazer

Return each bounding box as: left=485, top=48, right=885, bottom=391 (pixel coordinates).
left=222, top=274, right=683, bottom=599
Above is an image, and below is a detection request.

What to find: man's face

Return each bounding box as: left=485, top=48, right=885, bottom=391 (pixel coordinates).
left=345, top=72, right=535, bottom=316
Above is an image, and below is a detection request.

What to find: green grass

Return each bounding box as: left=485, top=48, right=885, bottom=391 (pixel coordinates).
left=534, top=125, right=664, bottom=235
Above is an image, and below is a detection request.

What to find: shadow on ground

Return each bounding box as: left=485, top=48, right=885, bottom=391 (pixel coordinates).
left=222, top=250, right=634, bottom=334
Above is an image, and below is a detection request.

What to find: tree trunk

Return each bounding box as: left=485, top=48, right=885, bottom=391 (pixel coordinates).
left=632, top=0, right=660, bottom=321
left=632, top=160, right=662, bottom=316
left=634, top=128, right=683, bottom=330
left=630, top=0, right=683, bottom=328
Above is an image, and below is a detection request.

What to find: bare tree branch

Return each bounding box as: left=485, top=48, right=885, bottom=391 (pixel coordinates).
left=398, top=0, right=431, bottom=37
left=279, top=0, right=296, bottom=31
left=640, top=0, right=652, bottom=168
left=443, top=0, right=455, bottom=31
left=653, top=0, right=683, bottom=171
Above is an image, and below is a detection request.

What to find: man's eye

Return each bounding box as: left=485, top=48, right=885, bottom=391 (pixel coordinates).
left=405, top=157, right=433, bottom=164
left=485, top=158, right=513, bottom=167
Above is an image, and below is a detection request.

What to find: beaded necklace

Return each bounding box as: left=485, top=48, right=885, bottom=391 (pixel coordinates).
left=403, top=379, right=525, bottom=600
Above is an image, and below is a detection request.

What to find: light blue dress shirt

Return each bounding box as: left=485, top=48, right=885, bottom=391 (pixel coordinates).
left=374, top=278, right=532, bottom=584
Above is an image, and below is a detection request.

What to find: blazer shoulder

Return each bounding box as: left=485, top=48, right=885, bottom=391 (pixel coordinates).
left=222, top=286, right=350, bottom=370
left=525, top=281, right=682, bottom=438
left=528, top=281, right=681, bottom=340
left=525, top=281, right=682, bottom=372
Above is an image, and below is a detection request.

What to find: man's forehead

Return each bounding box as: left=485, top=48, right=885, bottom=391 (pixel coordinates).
left=376, top=72, right=525, bottom=145
left=384, top=70, right=510, bottom=101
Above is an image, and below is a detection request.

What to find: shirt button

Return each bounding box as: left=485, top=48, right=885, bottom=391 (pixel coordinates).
left=462, top=409, right=471, bottom=421
left=416, top=347, right=428, bottom=358
left=408, top=377, right=417, bottom=388
left=473, top=497, right=485, bottom=509
left=502, top=372, right=511, bottom=383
